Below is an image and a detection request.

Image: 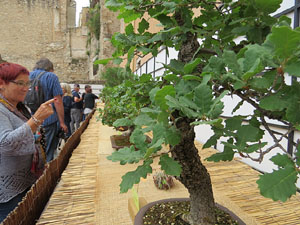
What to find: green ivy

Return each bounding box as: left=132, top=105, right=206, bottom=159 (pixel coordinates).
left=87, top=2, right=100, bottom=40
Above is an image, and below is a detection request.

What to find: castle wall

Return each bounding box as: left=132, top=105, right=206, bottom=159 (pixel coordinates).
left=0, top=0, right=88, bottom=82
left=96, top=0, right=122, bottom=76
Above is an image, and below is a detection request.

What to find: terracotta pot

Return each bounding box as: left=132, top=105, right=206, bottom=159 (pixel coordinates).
left=115, top=126, right=129, bottom=131
left=134, top=198, right=246, bottom=225
left=110, top=135, right=131, bottom=150
left=110, top=134, right=152, bottom=150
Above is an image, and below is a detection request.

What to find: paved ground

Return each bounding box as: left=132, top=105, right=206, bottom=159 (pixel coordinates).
left=37, top=112, right=300, bottom=225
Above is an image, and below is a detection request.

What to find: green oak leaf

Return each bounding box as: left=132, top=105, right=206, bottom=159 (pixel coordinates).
left=205, top=145, right=234, bottom=162
left=120, top=160, right=153, bottom=193
left=155, top=85, right=176, bottom=110
left=155, top=14, right=173, bottom=26
left=183, top=58, right=201, bottom=74
left=159, top=154, right=182, bottom=176
left=149, top=87, right=160, bottom=103
left=134, top=114, right=155, bottom=126
left=130, top=129, right=147, bottom=151
left=164, top=59, right=185, bottom=75
left=285, top=59, right=300, bottom=77
left=270, top=154, right=294, bottom=168
left=144, top=138, right=164, bottom=159
left=194, top=84, right=213, bottom=115
left=267, top=26, right=300, bottom=60
left=236, top=125, right=264, bottom=146
left=254, top=0, right=282, bottom=14
left=182, top=75, right=202, bottom=81
left=118, top=9, right=141, bottom=23
left=138, top=18, right=149, bottom=34
left=203, top=56, right=225, bottom=75
left=243, top=142, right=267, bottom=153
left=165, top=95, right=181, bottom=110
left=181, top=107, right=199, bottom=118
left=113, top=57, right=123, bottom=65
left=114, top=33, right=135, bottom=46
left=125, top=23, right=134, bottom=35
left=286, top=98, right=300, bottom=124
left=260, top=95, right=287, bottom=111
left=203, top=134, right=219, bottom=149
left=242, top=58, right=263, bottom=80
left=94, top=58, right=113, bottom=65
left=113, top=118, right=134, bottom=127
left=257, top=166, right=298, bottom=202
left=126, top=46, right=135, bottom=66
left=152, top=123, right=166, bottom=143
left=191, top=118, right=223, bottom=127
left=165, top=126, right=181, bottom=146
left=223, top=50, right=242, bottom=77
left=164, top=74, right=180, bottom=82
left=107, top=146, right=144, bottom=165
left=174, top=79, right=197, bottom=96
left=225, top=117, right=243, bottom=131
left=232, top=101, right=243, bottom=114
left=139, top=74, right=152, bottom=83
left=180, top=96, right=199, bottom=110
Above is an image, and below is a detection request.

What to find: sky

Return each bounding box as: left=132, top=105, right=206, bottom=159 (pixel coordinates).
left=75, top=0, right=90, bottom=26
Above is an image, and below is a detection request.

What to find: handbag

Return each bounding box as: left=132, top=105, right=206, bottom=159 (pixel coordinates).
left=31, top=128, right=47, bottom=178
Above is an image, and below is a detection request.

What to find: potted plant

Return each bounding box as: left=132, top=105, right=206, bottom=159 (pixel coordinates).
left=153, top=170, right=175, bottom=190
left=97, top=0, right=300, bottom=224
left=98, top=73, right=157, bottom=149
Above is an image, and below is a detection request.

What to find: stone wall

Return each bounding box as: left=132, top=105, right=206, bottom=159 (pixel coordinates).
left=0, top=0, right=89, bottom=82
left=97, top=0, right=122, bottom=76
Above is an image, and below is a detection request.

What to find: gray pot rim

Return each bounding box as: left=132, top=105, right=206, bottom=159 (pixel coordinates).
left=134, top=198, right=246, bottom=225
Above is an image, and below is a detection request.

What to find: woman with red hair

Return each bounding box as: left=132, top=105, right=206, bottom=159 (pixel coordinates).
left=0, top=62, right=55, bottom=222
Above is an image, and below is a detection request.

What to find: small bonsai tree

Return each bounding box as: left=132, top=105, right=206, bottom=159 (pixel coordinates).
left=98, top=73, right=158, bottom=133
left=100, top=67, right=136, bottom=88
left=97, top=0, right=300, bottom=224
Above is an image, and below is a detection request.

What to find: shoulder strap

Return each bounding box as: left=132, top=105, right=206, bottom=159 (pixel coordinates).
left=34, top=71, right=47, bottom=81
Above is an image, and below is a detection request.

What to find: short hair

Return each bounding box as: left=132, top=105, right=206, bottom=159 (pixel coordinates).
left=33, top=58, right=54, bottom=72
left=0, top=62, right=29, bottom=83
left=74, top=84, right=80, bottom=88
left=85, top=85, right=91, bottom=89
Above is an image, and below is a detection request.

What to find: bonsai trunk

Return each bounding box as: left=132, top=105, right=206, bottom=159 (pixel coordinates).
left=171, top=115, right=216, bottom=225
left=171, top=11, right=216, bottom=224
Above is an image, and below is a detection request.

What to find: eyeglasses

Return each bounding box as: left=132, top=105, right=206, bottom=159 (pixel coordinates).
left=9, top=80, right=31, bottom=87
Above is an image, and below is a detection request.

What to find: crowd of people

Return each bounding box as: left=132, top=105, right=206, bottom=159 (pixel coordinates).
left=0, top=59, right=99, bottom=222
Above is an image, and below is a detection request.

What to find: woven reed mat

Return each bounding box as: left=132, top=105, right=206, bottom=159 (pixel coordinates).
left=37, top=111, right=300, bottom=225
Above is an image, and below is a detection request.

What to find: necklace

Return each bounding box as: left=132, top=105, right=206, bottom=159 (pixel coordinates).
left=0, top=93, right=28, bottom=121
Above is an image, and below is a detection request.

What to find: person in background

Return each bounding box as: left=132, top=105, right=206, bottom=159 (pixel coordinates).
left=81, top=85, right=87, bottom=121
left=83, top=85, right=98, bottom=119
left=60, top=83, right=72, bottom=139
left=29, top=58, right=67, bottom=162
left=70, top=84, right=83, bottom=134
left=0, top=62, right=55, bottom=223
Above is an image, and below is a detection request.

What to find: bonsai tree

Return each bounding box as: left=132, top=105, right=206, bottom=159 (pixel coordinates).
left=97, top=0, right=300, bottom=224
left=101, top=67, right=136, bottom=88
left=98, top=73, right=158, bottom=133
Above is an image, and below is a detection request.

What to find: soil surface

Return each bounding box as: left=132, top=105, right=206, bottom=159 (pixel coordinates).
left=142, top=201, right=239, bottom=225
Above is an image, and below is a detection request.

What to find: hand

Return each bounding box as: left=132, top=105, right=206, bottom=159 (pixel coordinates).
left=33, top=98, right=55, bottom=122
left=60, top=122, right=68, bottom=133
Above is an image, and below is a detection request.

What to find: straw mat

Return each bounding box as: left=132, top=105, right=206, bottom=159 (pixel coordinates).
left=37, top=112, right=300, bottom=225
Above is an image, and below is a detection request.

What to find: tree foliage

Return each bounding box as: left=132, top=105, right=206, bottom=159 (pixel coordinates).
left=101, top=0, right=300, bottom=210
